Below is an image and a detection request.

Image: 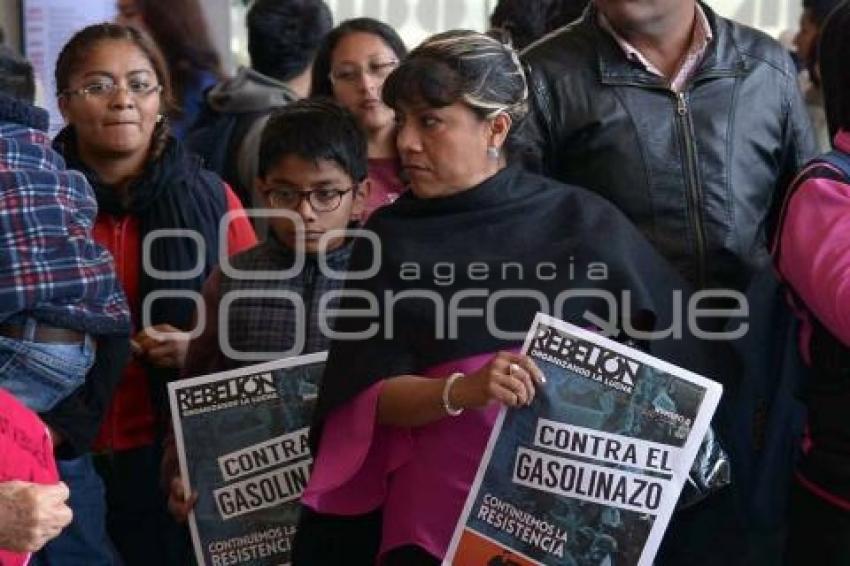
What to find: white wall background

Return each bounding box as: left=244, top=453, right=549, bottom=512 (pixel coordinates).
left=0, top=1, right=806, bottom=62
left=0, top=0, right=806, bottom=85
left=711, top=0, right=802, bottom=38
left=224, top=0, right=802, bottom=68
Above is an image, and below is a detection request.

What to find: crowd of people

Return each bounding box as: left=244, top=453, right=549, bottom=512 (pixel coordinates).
left=1, top=0, right=850, bottom=564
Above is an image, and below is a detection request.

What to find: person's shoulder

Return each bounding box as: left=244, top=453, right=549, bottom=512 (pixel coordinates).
left=510, top=168, right=662, bottom=270
left=170, top=138, right=226, bottom=191
left=361, top=194, right=406, bottom=229
left=516, top=167, right=626, bottom=217
left=522, top=17, right=598, bottom=70
left=0, top=124, right=63, bottom=171
left=0, top=124, right=95, bottom=203
left=227, top=240, right=270, bottom=269
left=714, top=13, right=795, bottom=76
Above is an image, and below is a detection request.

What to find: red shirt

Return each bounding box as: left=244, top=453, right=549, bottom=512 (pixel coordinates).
left=0, top=389, right=58, bottom=566
left=92, top=185, right=256, bottom=451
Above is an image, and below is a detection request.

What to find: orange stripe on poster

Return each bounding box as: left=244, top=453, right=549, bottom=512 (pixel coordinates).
left=450, top=529, right=538, bottom=566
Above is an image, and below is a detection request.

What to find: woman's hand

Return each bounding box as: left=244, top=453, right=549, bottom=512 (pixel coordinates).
left=132, top=324, right=191, bottom=369
left=451, top=352, right=546, bottom=410
left=166, top=475, right=198, bottom=524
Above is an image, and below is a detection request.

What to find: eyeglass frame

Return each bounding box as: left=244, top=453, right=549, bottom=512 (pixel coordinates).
left=263, top=185, right=358, bottom=212
left=60, top=81, right=163, bottom=100
left=328, top=59, right=400, bottom=86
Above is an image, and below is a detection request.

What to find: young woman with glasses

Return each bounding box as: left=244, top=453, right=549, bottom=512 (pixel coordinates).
left=52, top=23, right=256, bottom=566
left=311, top=18, right=409, bottom=220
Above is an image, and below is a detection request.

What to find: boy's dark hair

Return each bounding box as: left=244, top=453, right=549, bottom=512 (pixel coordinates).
left=820, top=0, right=850, bottom=139
left=247, top=0, right=333, bottom=82
left=0, top=46, right=35, bottom=103
left=258, top=98, right=368, bottom=183
left=310, top=18, right=407, bottom=98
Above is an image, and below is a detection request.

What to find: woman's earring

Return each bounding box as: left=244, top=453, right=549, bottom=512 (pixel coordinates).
left=487, top=146, right=500, bottom=160
left=156, top=113, right=164, bottom=123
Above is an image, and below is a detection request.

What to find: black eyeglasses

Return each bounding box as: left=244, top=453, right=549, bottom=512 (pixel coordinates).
left=265, top=186, right=356, bottom=212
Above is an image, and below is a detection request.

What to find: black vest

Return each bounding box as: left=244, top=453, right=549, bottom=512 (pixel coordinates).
left=218, top=236, right=352, bottom=370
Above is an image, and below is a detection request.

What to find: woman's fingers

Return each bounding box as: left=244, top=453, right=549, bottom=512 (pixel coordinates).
left=508, top=363, right=535, bottom=405
left=491, top=352, right=547, bottom=408
left=508, top=354, right=546, bottom=385
left=473, top=352, right=549, bottom=409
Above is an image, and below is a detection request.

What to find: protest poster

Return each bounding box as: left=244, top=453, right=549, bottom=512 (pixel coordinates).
left=445, top=314, right=722, bottom=566
left=168, top=352, right=326, bottom=566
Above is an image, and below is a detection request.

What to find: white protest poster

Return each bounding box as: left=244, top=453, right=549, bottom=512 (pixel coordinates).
left=168, top=352, right=326, bottom=566
left=445, top=314, right=722, bottom=566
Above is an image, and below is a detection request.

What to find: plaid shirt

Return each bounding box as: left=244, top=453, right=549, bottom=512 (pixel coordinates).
left=0, top=118, right=130, bottom=334
left=184, top=236, right=352, bottom=376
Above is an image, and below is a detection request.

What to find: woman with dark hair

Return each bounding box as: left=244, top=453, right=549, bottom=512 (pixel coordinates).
left=294, top=30, right=711, bottom=565
left=776, top=3, right=850, bottom=563
left=311, top=18, right=408, bottom=220
left=53, top=23, right=255, bottom=565
left=116, top=0, right=224, bottom=138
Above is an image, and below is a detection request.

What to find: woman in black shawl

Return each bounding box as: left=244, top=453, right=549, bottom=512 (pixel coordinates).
left=295, top=30, right=713, bottom=566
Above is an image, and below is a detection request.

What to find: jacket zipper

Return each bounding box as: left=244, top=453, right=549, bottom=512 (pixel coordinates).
left=601, top=74, right=731, bottom=288
left=676, top=91, right=708, bottom=288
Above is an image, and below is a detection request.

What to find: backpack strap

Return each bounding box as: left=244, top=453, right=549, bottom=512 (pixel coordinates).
left=818, top=150, right=850, bottom=179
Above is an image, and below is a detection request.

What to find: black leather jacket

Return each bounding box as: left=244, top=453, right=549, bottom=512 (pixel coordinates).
left=522, top=4, right=816, bottom=291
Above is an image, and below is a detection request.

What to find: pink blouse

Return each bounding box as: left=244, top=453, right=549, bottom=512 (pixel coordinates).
left=302, top=352, right=507, bottom=561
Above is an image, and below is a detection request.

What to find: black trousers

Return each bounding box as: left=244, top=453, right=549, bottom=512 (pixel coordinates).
left=293, top=506, right=439, bottom=565
left=93, top=444, right=191, bottom=566
left=787, top=480, right=850, bottom=566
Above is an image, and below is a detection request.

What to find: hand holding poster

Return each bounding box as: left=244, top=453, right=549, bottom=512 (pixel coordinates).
left=168, top=352, right=326, bottom=566
left=445, top=314, right=722, bottom=566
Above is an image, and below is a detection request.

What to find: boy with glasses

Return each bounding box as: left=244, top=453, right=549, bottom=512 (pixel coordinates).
left=164, top=97, right=370, bottom=520
left=181, top=97, right=369, bottom=378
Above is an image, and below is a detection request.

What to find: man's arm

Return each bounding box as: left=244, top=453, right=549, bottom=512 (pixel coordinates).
left=767, top=51, right=818, bottom=240
left=518, top=59, right=555, bottom=174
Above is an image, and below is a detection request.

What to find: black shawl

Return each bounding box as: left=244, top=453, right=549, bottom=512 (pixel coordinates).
left=315, top=165, right=722, bottom=422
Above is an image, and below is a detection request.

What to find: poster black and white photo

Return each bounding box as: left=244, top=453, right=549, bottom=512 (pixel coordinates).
left=168, top=352, right=326, bottom=566
left=445, top=314, right=722, bottom=566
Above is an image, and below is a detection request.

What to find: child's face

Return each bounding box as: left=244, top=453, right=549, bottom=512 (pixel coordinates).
left=256, top=155, right=367, bottom=253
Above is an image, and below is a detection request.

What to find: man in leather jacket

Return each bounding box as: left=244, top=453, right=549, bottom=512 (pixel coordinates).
left=523, top=2, right=817, bottom=564
left=522, top=0, right=817, bottom=294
